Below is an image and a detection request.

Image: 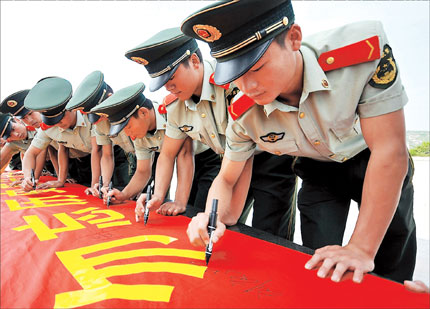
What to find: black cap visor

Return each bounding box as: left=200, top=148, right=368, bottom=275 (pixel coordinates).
left=214, top=39, right=273, bottom=85
left=15, top=108, right=30, bottom=119
left=2, top=121, right=12, bottom=139
left=149, top=64, right=179, bottom=92
left=108, top=117, right=130, bottom=138
left=41, top=112, right=65, bottom=126
left=88, top=113, right=101, bottom=124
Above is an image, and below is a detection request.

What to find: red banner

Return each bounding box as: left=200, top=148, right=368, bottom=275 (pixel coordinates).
left=1, top=172, right=429, bottom=308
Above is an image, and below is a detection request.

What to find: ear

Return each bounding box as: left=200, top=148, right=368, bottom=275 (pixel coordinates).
left=190, top=53, right=200, bottom=69
left=138, top=107, right=149, bottom=118
left=287, top=24, right=302, bottom=51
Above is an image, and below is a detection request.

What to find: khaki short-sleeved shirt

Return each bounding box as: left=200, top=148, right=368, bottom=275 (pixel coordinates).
left=30, top=111, right=93, bottom=158
left=6, top=129, right=37, bottom=155
left=93, top=119, right=135, bottom=154
left=166, top=60, right=231, bottom=155
left=133, top=102, right=167, bottom=161
left=226, top=20, right=407, bottom=163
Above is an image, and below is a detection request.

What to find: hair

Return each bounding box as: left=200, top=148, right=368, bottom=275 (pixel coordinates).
left=180, top=48, right=203, bottom=68
left=131, top=98, right=153, bottom=118
left=274, top=29, right=289, bottom=49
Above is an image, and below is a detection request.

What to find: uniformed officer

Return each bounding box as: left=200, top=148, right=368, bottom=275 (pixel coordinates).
left=91, top=82, right=194, bottom=208
left=0, top=90, right=57, bottom=176
left=65, top=70, right=132, bottom=196
left=126, top=27, right=297, bottom=239
left=21, top=77, right=93, bottom=191
left=182, top=0, right=416, bottom=284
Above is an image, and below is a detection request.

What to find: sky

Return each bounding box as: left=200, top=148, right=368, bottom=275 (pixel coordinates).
left=1, top=1, right=429, bottom=131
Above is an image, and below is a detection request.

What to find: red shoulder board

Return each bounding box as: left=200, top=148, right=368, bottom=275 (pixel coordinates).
left=209, top=73, right=230, bottom=90
left=318, top=36, right=380, bottom=72
left=228, top=93, right=254, bottom=121
left=163, top=93, right=178, bottom=106
left=26, top=126, right=36, bottom=132
left=40, top=122, right=53, bottom=131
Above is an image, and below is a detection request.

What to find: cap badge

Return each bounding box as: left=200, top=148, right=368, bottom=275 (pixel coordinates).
left=131, top=57, right=149, bottom=66
left=7, top=100, right=18, bottom=108
left=193, top=25, right=222, bottom=42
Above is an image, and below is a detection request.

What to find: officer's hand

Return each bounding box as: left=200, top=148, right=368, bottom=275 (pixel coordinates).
left=37, top=180, right=65, bottom=190
left=404, top=280, right=430, bottom=293
left=100, top=186, right=110, bottom=198
left=84, top=186, right=98, bottom=196
left=11, top=171, right=24, bottom=176
left=103, top=188, right=124, bottom=205
left=65, top=178, right=77, bottom=184
left=20, top=177, right=39, bottom=192
left=186, top=212, right=226, bottom=247
left=304, top=243, right=375, bottom=283
left=135, top=193, right=147, bottom=222
left=157, top=201, right=186, bottom=216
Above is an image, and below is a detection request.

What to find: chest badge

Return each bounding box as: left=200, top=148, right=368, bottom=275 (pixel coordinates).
left=369, top=44, right=397, bottom=89
left=179, top=125, right=194, bottom=133
left=149, top=146, right=159, bottom=151
left=260, top=132, right=285, bottom=143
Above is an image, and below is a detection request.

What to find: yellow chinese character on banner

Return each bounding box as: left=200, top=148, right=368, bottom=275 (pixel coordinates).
left=5, top=194, right=88, bottom=211
left=13, top=207, right=132, bottom=240
left=54, top=235, right=207, bottom=308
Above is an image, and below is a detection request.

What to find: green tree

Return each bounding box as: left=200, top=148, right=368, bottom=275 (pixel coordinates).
left=410, top=141, right=430, bottom=157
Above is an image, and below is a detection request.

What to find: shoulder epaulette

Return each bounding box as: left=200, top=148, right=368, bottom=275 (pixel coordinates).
left=209, top=73, right=230, bottom=90
left=159, top=94, right=179, bottom=115
left=228, top=92, right=254, bottom=121
left=163, top=93, right=178, bottom=106
left=318, top=36, right=380, bottom=72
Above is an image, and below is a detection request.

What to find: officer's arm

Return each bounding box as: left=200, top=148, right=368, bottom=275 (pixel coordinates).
left=90, top=136, right=102, bottom=190
left=119, top=158, right=151, bottom=201
left=56, top=144, right=69, bottom=185
left=100, top=144, right=114, bottom=188
left=34, top=148, right=48, bottom=179
left=187, top=156, right=250, bottom=247
left=152, top=136, right=186, bottom=205
left=21, top=145, right=43, bottom=191
left=158, top=136, right=194, bottom=216
left=305, top=109, right=408, bottom=283
left=1, top=145, right=15, bottom=173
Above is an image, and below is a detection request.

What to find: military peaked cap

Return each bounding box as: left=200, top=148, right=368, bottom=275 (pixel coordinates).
left=181, top=0, right=295, bottom=85
left=125, top=27, right=198, bottom=92
left=24, top=77, right=73, bottom=126
left=91, top=82, right=151, bottom=137
left=65, top=71, right=113, bottom=124
left=0, top=90, right=31, bottom=118
left=0, top=112, right=13, bottom=139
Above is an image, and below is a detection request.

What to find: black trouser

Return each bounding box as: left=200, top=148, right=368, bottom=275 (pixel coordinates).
left=111, top=145, right=131, bottom=191
left=8, top=153, right=22, bottom=170
left=188, top=148, right=222, bottom=210
left=68, top=154, right=92, bottom=187
left=294, top=148, right=416, bottom=283
left=238, top=152, right=297, bottom=240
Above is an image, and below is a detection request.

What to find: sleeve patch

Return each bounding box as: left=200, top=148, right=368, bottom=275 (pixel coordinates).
left=368, top=44, right=398, bottom=89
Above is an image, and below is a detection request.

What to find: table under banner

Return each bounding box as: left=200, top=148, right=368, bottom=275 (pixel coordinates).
left=1, top=172, right=429, bottom=308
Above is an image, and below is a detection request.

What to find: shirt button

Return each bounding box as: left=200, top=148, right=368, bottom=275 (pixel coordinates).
left=326, top=57, right=335, bottom=65
left=329, top=154, right=336, bottom=158
left=201, top=113, right=206, bottom=118
left=211, top=95, right=215, bottom=100
left=158, top=136, right=162, bottom=140
left=74, top=131, right=77, bottom=135
left=314, top=140, right=321, bottom=145
left=299, top=112, right=305, bottom=119
left=275, top=151, right=281, bottom=155
left=322, top=79, right=329, bottom=88
left=163, top=124, right=166, bottom=128
left=210, top=134, right=215, bottom=138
